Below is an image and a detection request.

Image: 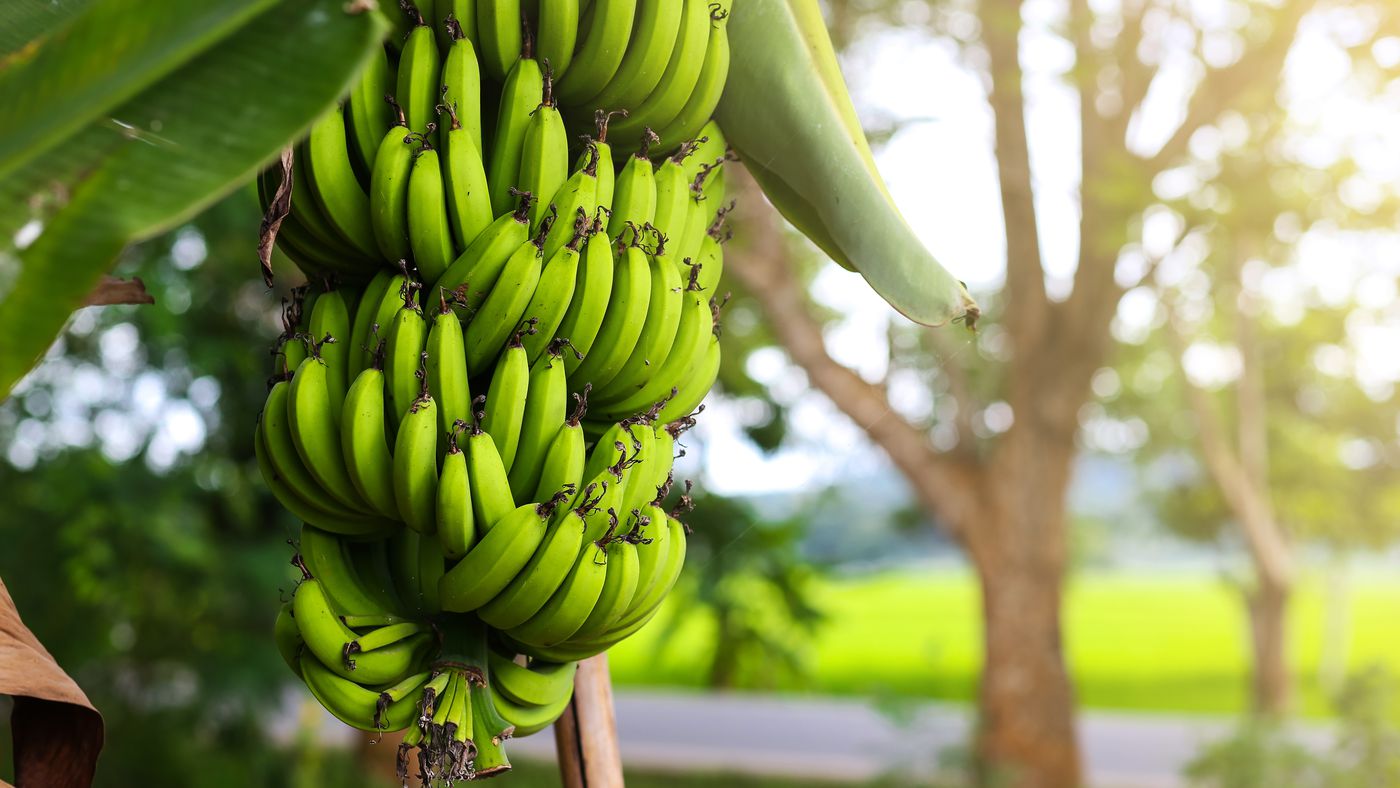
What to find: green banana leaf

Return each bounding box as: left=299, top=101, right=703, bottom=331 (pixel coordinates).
left=0, top=0, right=388, bottom=397
left=715, top=0, right=979, bottom=328
left=0, top=0, right=280, bottom=180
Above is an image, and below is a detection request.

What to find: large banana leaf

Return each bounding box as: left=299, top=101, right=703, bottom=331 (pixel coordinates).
left=0, top=0, right=388, bottom=396
left=715, top=1, right=979, bottom=328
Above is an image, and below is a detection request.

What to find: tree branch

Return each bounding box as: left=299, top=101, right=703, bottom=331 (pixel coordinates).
left=727, top=167, right=981, bottom=540
left=1161, top=290, right=1293, bottom=587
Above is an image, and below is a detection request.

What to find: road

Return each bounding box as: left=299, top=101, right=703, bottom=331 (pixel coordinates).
left=507, top=690, right=1332, bottom=787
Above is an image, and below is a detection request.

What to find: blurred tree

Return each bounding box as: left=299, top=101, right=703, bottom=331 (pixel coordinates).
left=718, top=0, right=1398, bottom=783
left=1107, top=97, right=1400, bottom=713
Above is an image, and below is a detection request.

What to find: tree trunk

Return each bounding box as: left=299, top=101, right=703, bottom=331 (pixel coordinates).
left=1247, top=575, right=1291, bottom=717
left=964, top=456, right=1079, bottom=788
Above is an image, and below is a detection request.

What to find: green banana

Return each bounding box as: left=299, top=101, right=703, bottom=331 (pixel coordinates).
left=650, top=138, right=698, bottom=246
left=347, top=270, right=396, bottom=381
left=615, top=512, right=688, bottom=625
left=447, top=0, right=478, bottom=43
left=345, top=536, right=411, bottom=616
left=369, top=107, right=417, bottom=263
left=521, top=211, right=588, bottom=363
left=492, top=680, right=574, bottom=736
left=346, top=45, right=393, bottom=181
left=288, top=355, right=371, bottom=512
left=263, top=378, right=357, bottom=518
left=487, top=55, right=544, bottom=215
left=590, top=226, right=683, bottom=401
left=306, top=289, right=353, bottom=423
left=288, top=147, right=371, bottom=262
left=293, top=575, right=431, bottom=684
left=506, top=339, right=572, bottom=502
left=555, top=0, right=636, bottom=105
left=531, top=389, right=589, bottom=504
left=693, top=223, right=725, bottom=297
left=571, top=534, right=639, bottom=641
left=432, top=192, right=534, bottom=314
left=300, top=651, right=431, bottom=732
left=476, top=484, right=599, bottom=630
left=426, top=295, right=472, bottom=441
left=393, top=361, right=439, bottom=533
left=714, top=0, right=977, bottom=326
left=481, top=329, right=533, bottom=472
left=656, top=331, right=719, bottom=423
left=608, top=138, right=658, bottom=238
left=594, top=267, right=711, bottom=417
left=466, top=401, right=517, bottom=532
left=303, top=105, right=380, bottom=257
left=569, top=227, right=651, bottom=390
left=436, top=422, right=476, bottom=560
left=556, top=214, right=613, bottom=376
left=299, top=524, right=402, bottom=618
left=584, top=110, right=619, bottom=211
left=475, top=0, right=523, bottom=82
left=439, top=102, right=493, bottom=252
left=385, top=280, right=427, bottom=429
left=488, top=650, right=577, bottom=707
left=540, top=148, right=598, bottom=263
left=537, top=0, right=581, bottom=79
left=653, top=3, right=730, bottom=153
left=254, top=419, right=390, bottom=536
left=440, top=19, right=484, bottom=154
left=582, top=0, right=684, bottom=113
left=607, top=0, right=714, bottom=146
left=462, top=231, right=544, bottom=376
left=398, top=16, right=443, bottom=133
left=629, top=502, right=672, bottom=605
left=518, top=66, right=570, bottom=231
left=407, top=141, right=456, bottom=284
left=507, top=539, right=609, bottom=647
left=440, top=496, right=566, bottom=612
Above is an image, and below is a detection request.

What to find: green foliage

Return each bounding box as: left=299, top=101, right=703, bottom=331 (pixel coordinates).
left=0, top=0, right=387, bottom=396
left=660, top=491, right=828, bottom=689
left=1185, top=668, right=1400, bottom=787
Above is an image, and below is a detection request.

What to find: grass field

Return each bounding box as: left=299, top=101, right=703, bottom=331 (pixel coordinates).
left=608, top=568, right=1400, bottom=717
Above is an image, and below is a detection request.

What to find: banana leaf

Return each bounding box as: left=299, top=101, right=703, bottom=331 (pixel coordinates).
left=0, top=0, right=388, bottom=397
left=715, top=0, right=979, bottom=328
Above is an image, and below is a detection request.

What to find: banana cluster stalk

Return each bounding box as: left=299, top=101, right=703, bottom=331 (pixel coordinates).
left=255, top=3, right=737, bottom=779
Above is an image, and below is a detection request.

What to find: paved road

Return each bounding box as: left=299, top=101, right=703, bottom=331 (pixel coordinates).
left=507, top=690, right=1332, bottom=787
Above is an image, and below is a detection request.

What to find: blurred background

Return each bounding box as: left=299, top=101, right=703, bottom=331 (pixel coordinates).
left=3, top=0, right=1399, bottom=785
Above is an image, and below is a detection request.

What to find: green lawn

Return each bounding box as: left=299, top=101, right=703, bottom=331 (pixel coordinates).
left=608, top=568, right=1400, bottom=717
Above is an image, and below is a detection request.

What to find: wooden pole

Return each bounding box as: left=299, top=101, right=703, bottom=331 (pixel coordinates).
left=553, top=653, right=624, bottom=787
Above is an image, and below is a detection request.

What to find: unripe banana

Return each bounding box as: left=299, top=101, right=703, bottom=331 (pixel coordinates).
left=608, top=136, right=658, bottom=238
left=475, top=0, right=523, bottom=82
left=342, top=365, right=400, bottom=519
left=346, top=45, right=393, bottom=180
left=347, top=270, right=396, bottom=381
left=654, top=5, right=731, bottom=152
left=556, top=214, right=614, bottom=376
left=607, top=0, right=714, bottom=146
left=488, top=649, right=577, bottom=708
left=487, top=56, right=544, bottom=216
left=306, top=288, right=353, bottom=422
left=287, top=355, right=371, bottom=512
left=466, top=401, right=516, bottom=532
left=426, top=295, right=472, bottom=441
left=463, top=230, right=545, bottom=376
left=440, top=18, right=484, bottom=155
left=369, top=107, right=417, bottom=263
left=293, top=575, right=431, bottom=684
left=439, top=103, right=493, bottom=252
left=593, top=266, right=711, bottom=418
left=656, top=332, right=719, bottom=423
left=571, top=535, right=639, bottom=641
left=481, top=330, right=533, bottom=472
left=555, top=0, right=636, bottom=105
left=540, top=147, right=599, bottom=263
left=255, top=416, right=391, bottom=536
left=570, top=227, right=652, bottom=390
left=582, top=0, right=684, bottom=113
left=476, top=485, right=600, bottom=630
left=437, top=422, right=476, bottom=560
left=432, top=192, right=534, bottom=314
left=492, top=681, right=574, bottom=736
left=522, top=211, right=588, bottom=363
left=531, top=389, right=589, bottom=504
left=651, top=138, right=699, bottom=245
left=581, top=110, right=620, bottom=212
left=537, top=0, right=581, bottom=79
left=397, top=18, right=442, bottom=133
left=507, top=339, right=572, bottom=501
left=300, top=651, right=431, bottom=732
left=407, top=142, right=456, bottom=284
left=518, top=66, right=570, bottom=231
left=304, top=105, right=379, bottom=257
left=385, top=284, right=428, bottom=430
left=590, top=227, right=683, bottom=401
left=507, top=540, right=609, bottom=647
left=439, top=496, right=567, bottom=612
left=393, top=360, right=439, bottom=533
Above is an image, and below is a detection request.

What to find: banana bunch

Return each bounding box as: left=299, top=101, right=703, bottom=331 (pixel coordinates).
left=255, top=3, right=742, bottom=779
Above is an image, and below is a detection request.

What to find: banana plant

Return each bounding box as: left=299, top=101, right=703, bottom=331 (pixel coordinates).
left=715, top=0, right=979, bottom=328
left=0, top=0, right=389, bottom=397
